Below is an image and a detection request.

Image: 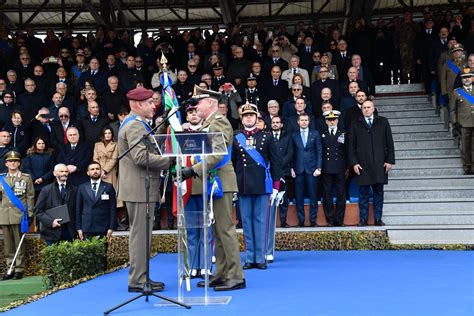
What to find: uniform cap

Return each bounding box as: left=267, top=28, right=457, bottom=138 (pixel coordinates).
left=323, top=110, right=341, bottom=119
left=126, top=87, right=154, bottom=101
left=4, top=150, right=21, bottom=161
left=460, top=67, right=474, bottom=78
left=192, top=84, right=221, bottom=100
left=451, top=43, right=464, bottom=53
left=212, top=62, right=223, bottom=70
left=240, top=102, right=258, bottom=116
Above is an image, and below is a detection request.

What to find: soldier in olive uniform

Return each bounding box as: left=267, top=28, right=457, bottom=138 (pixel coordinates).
left=182, top=85, right=245, bottom=291
left=0, top=151, right=34, bottom=280
left=450, top=69, right=474, bottom=174
left=440, top=44, right=467, bottom=102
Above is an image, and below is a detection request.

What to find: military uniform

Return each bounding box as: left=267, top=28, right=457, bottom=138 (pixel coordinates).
left=0, top=151, right=34, bottom=279
left=232, top=103, right=278, bottom=268
left=450, top=70, right=474, bottom=174
left=440, top=44, right=467, bottom=100
left=398, top=19, right=420, bottom=82
left=189, top=87, right=245, bottom=288
left=320, top=111, right=347, bottom=226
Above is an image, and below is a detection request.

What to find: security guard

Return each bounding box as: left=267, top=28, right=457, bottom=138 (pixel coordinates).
left=233, top=102, right=278, bottom=270
left=320, top=111, right=348, bottom=226
left=450, top=68, right=474, bottom=174
left=0, top=151, right=34, bottom=280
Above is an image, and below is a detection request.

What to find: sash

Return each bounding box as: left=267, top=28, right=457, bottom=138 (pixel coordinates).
left=446, top=60, right=461, bottom=75
left=457, top=88, right=474, bottom=105
left=0, top=176, right=29, bottom=232
left=235, top=133, right=273, bottom=194
left=119, top=115, right=153, bottom=133
left=196, top=145, right=232, bottom=199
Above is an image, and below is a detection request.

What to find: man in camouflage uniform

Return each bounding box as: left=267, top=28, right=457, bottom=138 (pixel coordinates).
left=0, top=151, right=34, bottom=280
left=450, top=69, right=474, bottom=174
left=399, top=9, right=420, bottom=82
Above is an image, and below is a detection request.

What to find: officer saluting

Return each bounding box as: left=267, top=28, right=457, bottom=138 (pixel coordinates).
left=233, top=102, right=278, bottom=270
left=0, top=151, right=34, bottom=280
left=320, top=111, right=347, bottom=226
left=450, top=68, right=474, bottom=174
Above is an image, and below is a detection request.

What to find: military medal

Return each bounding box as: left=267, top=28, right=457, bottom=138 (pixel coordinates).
left=246, top=136, right=256, bottom=149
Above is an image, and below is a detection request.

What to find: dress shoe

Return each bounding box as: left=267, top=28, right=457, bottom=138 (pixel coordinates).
left=214, top=279, right=246, bottom=291
left=128, top=281, right=164, bottom=292
left=13, top=272, right=23, bottom=280
left=374, top=220, right=385, bottom=226
left=256, top=263, right=267, bottom=270
left=310, top=222, right=317, bottom=227
left=2, top=273, right=14, bottom=281
left=358, top=220, right=368, bottom=227
left=243, top=262, right=255, bottom=270
left=298, top=222, right=305, bottom=227
left=197, top=276, right=227, bottom=288
left=280, top=221, right=289, bottom=228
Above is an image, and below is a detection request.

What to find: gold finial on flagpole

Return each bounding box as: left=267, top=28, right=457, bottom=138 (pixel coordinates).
left=160, top=53, right=168, bottom=69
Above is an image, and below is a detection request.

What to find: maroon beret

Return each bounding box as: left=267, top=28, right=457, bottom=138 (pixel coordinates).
left=126, top=87, right=154, bottom=101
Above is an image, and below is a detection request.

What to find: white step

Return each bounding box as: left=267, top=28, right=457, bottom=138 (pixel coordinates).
left=388, top=229, right=474, bottom=244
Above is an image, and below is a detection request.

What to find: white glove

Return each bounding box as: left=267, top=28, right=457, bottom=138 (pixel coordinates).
left=276, top=191, right=285, bottom=205
left=270, top=189, right=278, bottom=205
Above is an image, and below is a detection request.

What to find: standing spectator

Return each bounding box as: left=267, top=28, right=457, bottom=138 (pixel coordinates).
left=331, top=39, right=352, bottom=79
left=417, top=19, right=437, bottom=94
left=227, top=46, right=252, bottom=90
left=219, top=82, right=242, bottom=130
left=310, top=67, right=341, bottom=114
left=0, top=131, right=13, bottom=173
left=0, top=151, right=34, bottom=280
left=93, top=127, right=120, bottom=205
left=242, top=75, right=264, bottom=112
left=281, top=55, right=310, bottom=88
left=79, top=101, right=110, bottom=146
left=57, top=127, right=92, bottom=186
left=34, top=163, right=78, bottom=245
left=21, top=136, right=55, bottom=199
left=3, top=110, right=29, bottom=155
left=0, top=91, right=19, bottom=129
left=291, top=113, right=322, bottom=227
left=76, top=161, right=117, bottom=240
left=6, top=70, right=24, bottom=95
left=17, top=79, right=48, bottom=123
left=348, top=101, right=395, bottom=226
left=263, top=45, right=288, bottom=74
left=298, top=34, right=317, bottom=74
left=312, top=52, right=338, bottom=83
left=262, top=66, right=290, bottom=111
left=30, top=108, right=54, bottom=146
left=77, top=57, right=108, bottom=95
left=350, top=54, right=375, bottom=98
left=102, top=76, right=128, bottom=121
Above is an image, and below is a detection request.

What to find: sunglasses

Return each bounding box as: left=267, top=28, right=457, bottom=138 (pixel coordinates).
left=272, top=50, right=280, bottom=53
left=292, top=88, right=301, bottom=91
left=59, top=115, right=69, bottom=118
left=188, top=65, right=197, bottom=68
left=135, top=60, right=143, bottom=63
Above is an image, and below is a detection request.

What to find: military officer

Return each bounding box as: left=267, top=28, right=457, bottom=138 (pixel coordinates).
left=182, top=85, right=245, bottom=291
left=320, top=111, right=347, bottom=226
left=0, top=151, right=34, bottom=280
left=450, top=69, right=474, bottom=174
left=440, top=43, right=467, bottom=102
left=233, top=102, right=278, bottom=270
left=211, top=62, right=226, bottom=91
left=243, top=74, right=263, bottom=112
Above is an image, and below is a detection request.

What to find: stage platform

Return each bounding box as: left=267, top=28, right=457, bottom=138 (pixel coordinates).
left=4, top=250, right=473, bottom=316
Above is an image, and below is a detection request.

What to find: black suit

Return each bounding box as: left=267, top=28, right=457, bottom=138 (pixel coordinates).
left=284, top=115, right=316, bottom=135
left=50, top=121, right=79, bottom=152
left=263, top=57, right=288, bottom=75
left=79, top=116, right=110, bottom=146
left=57, top=142, right=92, bottom=186
left=417, top=29, right=437, bottom=94
left=320, top=128, right=347, bottom=226
left=298, top=45, right=316, bottom=73
left=332, top=52, right=352, bottom=79
left=242, top=88, right=265, bottom=112
left=310, top=79, right=341, bottom=115
left=76, top=180, right=117, bottom=236
left=356, top=66, right=375, bottom=97
left=261, top=79, right=288, bottom=111
left=271, top=131, right=293, bottom=224
left=34, top=181, right=78, bottom=242
left=340, top=80, right=369, bottom=97
left=77, top=70, right=108, bottom=95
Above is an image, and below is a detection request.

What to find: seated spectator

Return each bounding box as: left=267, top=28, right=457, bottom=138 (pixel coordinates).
left=21, top=136, right=55, bottom=199
left=34, top=163, right=78, bottom=245
left=3, top=110, right=29, bottom=155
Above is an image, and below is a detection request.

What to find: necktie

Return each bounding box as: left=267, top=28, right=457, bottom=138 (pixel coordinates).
left=274, top=58, right=278, bottom=64
left=71, top=145, right=76, bottom=151
left=274, top=132, right=279, bottom=140
left=331, top=129, right=335, bottom=136
left=273, top=80, right=278, bottom=86
left=92, top=117, right=97, bottom=123
left=92, top=71, right=96, bottom=76
left=367, top=118, right=372, bottom=128
left=342, top=53, right=345, bottom=58
left=60, top=183, right=65, bottom=200
left=307, top=47, right=310, bottom=53
left=293, top=68, right=297, bottom=75
left=92, top=182, right=97, bottom=196
left=301, top=130, right=307, bottom=147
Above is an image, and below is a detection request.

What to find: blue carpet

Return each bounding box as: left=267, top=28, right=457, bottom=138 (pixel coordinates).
left=4, top=251, right=474, bottom=316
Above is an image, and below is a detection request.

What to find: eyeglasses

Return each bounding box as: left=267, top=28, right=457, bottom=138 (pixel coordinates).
left=292, top=88, right=301, bottom=91
left=118, top=113, right=128, bottom=116
left=188, top=65, right=197, bottom=68
left=3, top=96, right=12, bottom=98
left=319, top=70, right=328, bottom=73
left=313, top=55, right=321, bottom=58
left=20, top=57, right=30, bottom=60
left=203, top=77, right=212, bottom=80
left=272, top=50, right=280, bottom=53
left=135, top=60, right=143, bottom=63
left=59, top=115, right=69, bottom=118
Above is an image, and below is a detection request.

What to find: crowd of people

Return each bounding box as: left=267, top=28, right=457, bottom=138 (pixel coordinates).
left=0, top=5, right=473, bottom=284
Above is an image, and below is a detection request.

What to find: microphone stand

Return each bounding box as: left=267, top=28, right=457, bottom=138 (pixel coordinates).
left=104, top=100, right=192, bottom=314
